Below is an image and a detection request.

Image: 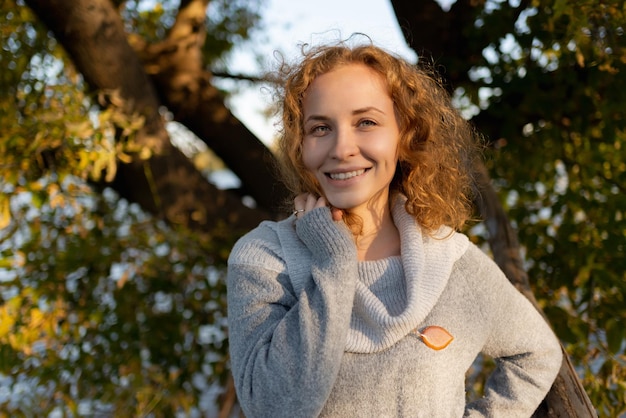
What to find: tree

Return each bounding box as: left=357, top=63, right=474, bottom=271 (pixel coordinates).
left=1, top=0, right=624, bottom=416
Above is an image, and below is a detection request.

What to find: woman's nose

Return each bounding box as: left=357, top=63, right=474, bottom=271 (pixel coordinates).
left=329, top=128, right=358, bottom=159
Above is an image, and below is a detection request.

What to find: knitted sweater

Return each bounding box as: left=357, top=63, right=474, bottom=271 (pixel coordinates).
left=227, top=198, right=562, bottom=417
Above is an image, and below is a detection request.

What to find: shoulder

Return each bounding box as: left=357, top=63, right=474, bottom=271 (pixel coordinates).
left=228, top=218, right=290, bottom=270
left=446, top=238, right=513, bottom=305
left=421, top=226, right=471, bottom=265
left=450, top=240, right=511, bottom=298
left=453, top=240, right=504, bottom=279
left=450, top=240, right=539, bottom=321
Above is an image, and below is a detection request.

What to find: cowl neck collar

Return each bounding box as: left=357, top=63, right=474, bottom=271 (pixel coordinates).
left=345, top=195, right=469, bottom=353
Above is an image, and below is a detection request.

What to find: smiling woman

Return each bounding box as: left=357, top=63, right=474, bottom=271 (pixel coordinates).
left=226, top=39, right=563, bottom=417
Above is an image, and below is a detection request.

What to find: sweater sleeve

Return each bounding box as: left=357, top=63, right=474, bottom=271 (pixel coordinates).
left=463, top=245, right=563, bottom=418
left=227, top=207, right=358, bottom=418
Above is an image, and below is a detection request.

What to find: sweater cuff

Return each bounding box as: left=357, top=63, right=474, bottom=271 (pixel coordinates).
left=295, top=207, right=356, bottom=259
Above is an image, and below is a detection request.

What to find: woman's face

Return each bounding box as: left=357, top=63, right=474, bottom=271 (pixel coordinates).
left=301, top=63, right=400, bottom=216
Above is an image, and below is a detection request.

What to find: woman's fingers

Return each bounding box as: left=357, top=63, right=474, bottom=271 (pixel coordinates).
left=293, top=193, right=343, bottom=221
left=292, top=193, right=313, bottom=218
left=305, top=193, right=319, bottom=211
left=293, top=193, right=307, bottom=210
left=330, top=207, right=344, bottom=221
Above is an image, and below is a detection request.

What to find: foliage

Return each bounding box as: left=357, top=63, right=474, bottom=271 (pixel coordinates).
left=120, top=0, right=265, bottom=64
left=458, top=0, right=626, bottom=415
left=203, top=0, right=265, bottom=64
left=0, top=183, right=231, bottom=417
left=0, top=0, right=256, bottom=415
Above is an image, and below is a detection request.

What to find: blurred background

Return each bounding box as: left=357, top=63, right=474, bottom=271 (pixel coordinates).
left=0, top=0, right=624, bottom=416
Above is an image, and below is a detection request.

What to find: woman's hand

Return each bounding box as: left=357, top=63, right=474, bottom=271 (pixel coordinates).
left=294, top=193, right=344, bottom=221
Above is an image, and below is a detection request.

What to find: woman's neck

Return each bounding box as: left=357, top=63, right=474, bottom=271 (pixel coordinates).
left=350, top=202, right=401, bottom=261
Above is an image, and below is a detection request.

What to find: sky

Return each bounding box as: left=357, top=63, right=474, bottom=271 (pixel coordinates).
left=214, top=0, right=420, bottom=146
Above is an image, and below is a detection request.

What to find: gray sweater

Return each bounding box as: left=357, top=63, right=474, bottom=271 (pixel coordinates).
left=227, top=197, right=562, bottom=417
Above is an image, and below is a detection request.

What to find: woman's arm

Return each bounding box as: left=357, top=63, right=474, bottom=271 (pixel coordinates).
left=464, top=245, right=563, bottom=418
left=227, top=207, right=357, bottom=418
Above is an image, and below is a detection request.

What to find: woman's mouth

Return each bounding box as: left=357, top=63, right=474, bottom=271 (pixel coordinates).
left=326, top=169, right=368, bottom=180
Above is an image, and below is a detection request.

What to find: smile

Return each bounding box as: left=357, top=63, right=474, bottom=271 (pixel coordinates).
left=327, top=169, right=368, bottom=180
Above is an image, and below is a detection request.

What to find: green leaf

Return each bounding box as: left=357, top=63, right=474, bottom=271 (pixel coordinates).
left=605, top=318, right=625, bottom=355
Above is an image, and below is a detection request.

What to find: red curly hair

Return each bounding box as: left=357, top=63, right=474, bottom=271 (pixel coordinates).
left=273, top=40, right=480, bottom=232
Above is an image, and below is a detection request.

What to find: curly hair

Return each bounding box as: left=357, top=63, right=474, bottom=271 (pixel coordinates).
left=273, top=39, right=480, bottom=232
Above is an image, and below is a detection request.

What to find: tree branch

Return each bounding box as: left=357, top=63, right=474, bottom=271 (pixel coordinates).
left=24, top=0, right=267, bottom=235
left=132, top=1, right=290, bottom=215
left=211, top=71, right=270, bottom=83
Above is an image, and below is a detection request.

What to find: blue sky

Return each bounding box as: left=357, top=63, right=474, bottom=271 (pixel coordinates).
left=216, top=0, right=420, bottom=145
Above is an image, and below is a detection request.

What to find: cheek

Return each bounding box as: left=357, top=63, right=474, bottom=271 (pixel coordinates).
left=369, top=142, right=399, bottom=168
left=301, top=140, right=321, bottom=172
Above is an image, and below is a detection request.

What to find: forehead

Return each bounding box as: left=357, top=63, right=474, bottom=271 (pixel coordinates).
left=303, top=64, right=390, bottom=112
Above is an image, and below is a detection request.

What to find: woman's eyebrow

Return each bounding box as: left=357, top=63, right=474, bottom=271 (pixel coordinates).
left=352, top=106, right=385, bottom=116
left=304, top=107, right=385, bottom=124
left=304, top=114, right=330, bottom=124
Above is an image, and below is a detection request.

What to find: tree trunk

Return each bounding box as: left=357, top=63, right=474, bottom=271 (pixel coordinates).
left=473, top=163, right=597, bottom=417
left=390, top=0, right=596, bottom=415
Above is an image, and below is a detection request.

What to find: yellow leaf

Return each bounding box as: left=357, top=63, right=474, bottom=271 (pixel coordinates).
left=105, top=152, right=117, bottom=182
left=139, top=146, right=152, bottom=160
left=91, top=153, right=106, bottom=181
left=47, top=183, right=60, bottom=195
left=65, top=120, right=94, bottom=139
left=30, top=181, right=44, bottom=192
left=14, top=251, right=25, bottom=268
left=77, top=150, right=91, bottom=173
left=49, top=193, right=65, bottom=209
left=576, top=50, right=585, bottom=67
left=117, top=151, right=133, bottom=163
left=0, top=306, right=16, bottom=339
left=30, top=308, right=44, bottom=328
left=0, top=196, right=10, bottom=230
left=117, top=270, right=129, bottom=289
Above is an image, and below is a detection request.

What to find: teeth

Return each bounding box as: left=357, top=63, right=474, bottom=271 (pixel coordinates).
left=329, top=169, right=365, bottom=180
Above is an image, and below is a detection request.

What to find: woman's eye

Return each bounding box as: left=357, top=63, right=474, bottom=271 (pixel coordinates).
left=310, top=125, right=330, bottom=135
left=359, top=119, right=377, bottom=128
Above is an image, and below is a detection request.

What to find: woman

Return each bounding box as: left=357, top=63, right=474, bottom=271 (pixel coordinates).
left=227, top=40, right=562, bottom=417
